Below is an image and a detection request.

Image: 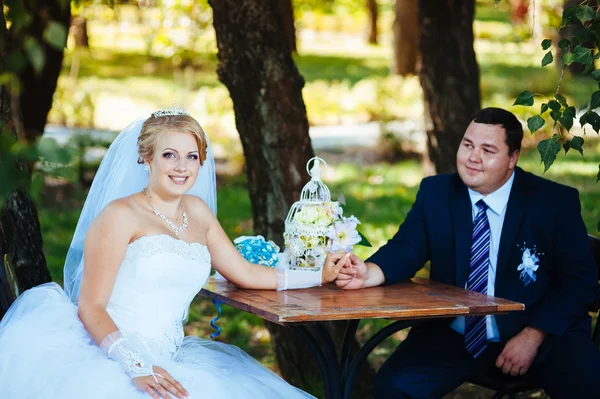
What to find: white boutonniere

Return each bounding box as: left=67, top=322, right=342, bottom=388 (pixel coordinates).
left=517, top=243, right=543, bottom=286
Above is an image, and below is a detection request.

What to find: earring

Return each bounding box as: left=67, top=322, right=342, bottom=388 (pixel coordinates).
left=144, top=164, right=150, bottom=171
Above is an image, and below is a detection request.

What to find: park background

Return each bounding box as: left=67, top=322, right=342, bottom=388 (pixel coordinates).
left=2, top=0, right=600, bottom=398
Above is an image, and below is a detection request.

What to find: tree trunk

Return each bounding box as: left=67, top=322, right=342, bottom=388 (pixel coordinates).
left=392, top=0, right=419, bottom=76
left=0, top=0, right=70, bottom=317
left=208, top=1, right=374, bottom=396
left=366, top=0, right=378, bottom=45
left=281, top=0, right=297, bottom=53
left=72, top=16, right=90, bottom=48
left=418, top=0, right=480, bottom=174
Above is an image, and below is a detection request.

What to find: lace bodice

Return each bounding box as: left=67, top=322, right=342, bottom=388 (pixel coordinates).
left=106, top=234, right=211, bottom=357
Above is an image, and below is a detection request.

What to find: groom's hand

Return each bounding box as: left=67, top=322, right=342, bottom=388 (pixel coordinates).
left=336, top=253, right=368, bottom=290
left=495, top=326, right=545, bottom=376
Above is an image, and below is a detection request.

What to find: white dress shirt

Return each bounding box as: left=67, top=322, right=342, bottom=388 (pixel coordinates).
left=450, top=171, right=515, bottom=342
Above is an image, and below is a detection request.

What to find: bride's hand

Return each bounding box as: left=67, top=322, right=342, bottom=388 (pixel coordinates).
left=132, top=365, right=190, bottom=399
left=321, top=251, right=351, bottom=284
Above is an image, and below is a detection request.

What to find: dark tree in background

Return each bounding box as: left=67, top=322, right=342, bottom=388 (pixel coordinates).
left=366, top=0, right=379, bottom=44
left=392, top=0, right=419, bottom=76
left=418, top=0, right=481, bottom=173
left=281, top=0, right=297, bottom=53
left=0, top=0, right=70, bottom=317
left=208, top=0, right=374, bottom=396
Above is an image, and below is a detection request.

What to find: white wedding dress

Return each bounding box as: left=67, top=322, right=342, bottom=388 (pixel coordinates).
left=0, top=234, right=314, bottom=399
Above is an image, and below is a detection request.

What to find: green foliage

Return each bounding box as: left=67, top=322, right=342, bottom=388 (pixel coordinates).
left=541, top=51, right=553, bottom=67
left=527, top=114, right=545, bottom=133
left=538, top=134, right=561, bottom=172
left=512, top=1, right=600, bottom=175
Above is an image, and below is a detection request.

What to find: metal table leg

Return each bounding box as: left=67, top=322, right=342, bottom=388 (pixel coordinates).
left=293, top=320, right=417, bottom=399
left=292, top=325, right=335, bottom=399
left=342, top=320, right=417, bottom=399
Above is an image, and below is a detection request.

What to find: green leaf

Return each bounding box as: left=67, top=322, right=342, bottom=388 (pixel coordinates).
left=559, top=115, right=574, bottom=131
left=591, top=91, right=600, bottom=110
left=574, top=5, right=596, bottom=23
left=541, top=51, right=553, bottom=67
left=357, top=230, right=372, bottom=247
left=597, top=165, right=600, bottom=184
left=568, top=136, right=584, bottom=156
left=513, top=91, right=535, bottom=106
left=537, top=135, right=561, bottom=172
left=580, top=111, right=600, bottom=133
left=548, top=100, right=561, bottom=111
left=572, top=45, right=594, bottom=65
left=559, top=106, right=576, bottom=132
left=562, top=52, right=575, bottom=65
left=527, top=115, right=545, bottom=133
left=550, top=109, right=562, bottom=121
left=43, top=21, right=68, bottom=51
left=540, top=103, right=549, bottom=114
left=563, top=141, right=570, bottom=154
left=557, top=38, right=571, bottom=50
left=541, top=39, right=552, bottom=50
left=556, top=94, right=568, bottom=107
left=592, top=70, right=600, bottom=81
left=561, top=6, right=579, bottom=26
left=23, top=37, right=45, bottom=74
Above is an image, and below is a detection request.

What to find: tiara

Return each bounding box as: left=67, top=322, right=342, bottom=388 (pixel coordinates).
left=152, top=104, right=190, bottom=118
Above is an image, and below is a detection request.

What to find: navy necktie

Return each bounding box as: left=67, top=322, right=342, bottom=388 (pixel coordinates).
left=464, top=199, right=490, bottom=358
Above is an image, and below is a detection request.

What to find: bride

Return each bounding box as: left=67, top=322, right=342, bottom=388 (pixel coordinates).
left=0, top=106, right=348, bottom=399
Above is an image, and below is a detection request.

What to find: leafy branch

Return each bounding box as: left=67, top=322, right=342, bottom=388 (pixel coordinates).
left=510, top=1, right=600, bottom=181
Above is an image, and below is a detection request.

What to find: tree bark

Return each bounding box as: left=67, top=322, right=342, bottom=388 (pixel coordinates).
left=281, top=0, right=297, bottom=53
left=208, top=1, right=374, bottom=396
left=71, top=16, right=90, bottom=48
left=418, top=0, right=480, bottom=174
left=392, top=0, right=419, bottom=76
left=0, top=0, right=70, bottom=317
left=366, top=0, right=378, bottom=45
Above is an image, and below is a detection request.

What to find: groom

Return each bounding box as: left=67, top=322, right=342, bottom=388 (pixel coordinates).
left=337, top=107, right=600, bottom=398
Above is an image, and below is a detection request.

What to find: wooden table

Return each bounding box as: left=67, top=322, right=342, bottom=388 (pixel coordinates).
left=199, top=276, right=524, bottom=399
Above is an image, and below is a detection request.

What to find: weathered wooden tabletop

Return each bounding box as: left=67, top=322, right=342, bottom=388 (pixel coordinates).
left=198, top=276, right=524, bottom=326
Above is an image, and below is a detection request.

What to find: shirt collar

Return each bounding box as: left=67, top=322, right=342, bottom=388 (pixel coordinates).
left=468, top=171, right=515, bottom=216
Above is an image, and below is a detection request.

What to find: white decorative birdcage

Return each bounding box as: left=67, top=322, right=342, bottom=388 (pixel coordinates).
left=283, top=157, right=336, bottom=271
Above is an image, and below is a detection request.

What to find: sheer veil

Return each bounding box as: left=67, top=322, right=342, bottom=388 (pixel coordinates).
left=63, top=118, right=217, bottom=304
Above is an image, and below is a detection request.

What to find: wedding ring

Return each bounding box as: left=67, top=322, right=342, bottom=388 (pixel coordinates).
left=151, top=382, right=157, bottom=388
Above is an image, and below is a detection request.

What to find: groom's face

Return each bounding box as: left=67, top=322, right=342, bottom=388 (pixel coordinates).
left=457, top=121, right=519, bottom=195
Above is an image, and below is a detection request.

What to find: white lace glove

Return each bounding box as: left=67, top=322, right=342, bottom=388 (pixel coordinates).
left=275, top=267, right=322, bottom=291
left=100, top=330, right=162, bottom=382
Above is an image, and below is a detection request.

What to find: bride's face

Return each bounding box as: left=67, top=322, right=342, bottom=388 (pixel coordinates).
left=148, top=130, right=201, bottom=196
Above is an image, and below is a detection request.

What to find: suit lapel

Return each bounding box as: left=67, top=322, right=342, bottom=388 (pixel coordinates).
left=496, top=167, right=526, bottom=293
left=452, top=176, right=473, bottom=288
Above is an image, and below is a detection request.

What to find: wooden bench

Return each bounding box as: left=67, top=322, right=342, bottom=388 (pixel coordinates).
left=469, top=234, right=600, bottom=399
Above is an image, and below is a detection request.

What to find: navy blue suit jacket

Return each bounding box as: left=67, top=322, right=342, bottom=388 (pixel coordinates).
left=367, top=167, right=598, bottom=341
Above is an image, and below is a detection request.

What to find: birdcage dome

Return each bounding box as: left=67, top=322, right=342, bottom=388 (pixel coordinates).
left=283, top=157, right=338, bottom=271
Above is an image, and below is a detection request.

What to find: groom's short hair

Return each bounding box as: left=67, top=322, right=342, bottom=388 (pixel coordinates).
left=470, top=107, right=523, bottom=155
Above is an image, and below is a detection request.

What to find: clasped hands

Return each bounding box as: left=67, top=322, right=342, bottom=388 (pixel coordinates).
left=324, top=251, right=546, bottom=376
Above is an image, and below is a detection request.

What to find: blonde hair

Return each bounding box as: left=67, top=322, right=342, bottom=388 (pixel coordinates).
left=137, top=114, right=207, bottom=165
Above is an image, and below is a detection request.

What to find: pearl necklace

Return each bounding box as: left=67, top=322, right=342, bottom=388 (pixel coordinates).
left=142, top=189, right=188, bottom=237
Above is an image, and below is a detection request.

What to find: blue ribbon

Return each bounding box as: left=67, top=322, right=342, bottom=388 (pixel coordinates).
left=209, top=298, right=223, bottom=339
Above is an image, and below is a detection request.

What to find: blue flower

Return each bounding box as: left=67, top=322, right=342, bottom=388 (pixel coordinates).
left=234, top=235, right=280, bottom=267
